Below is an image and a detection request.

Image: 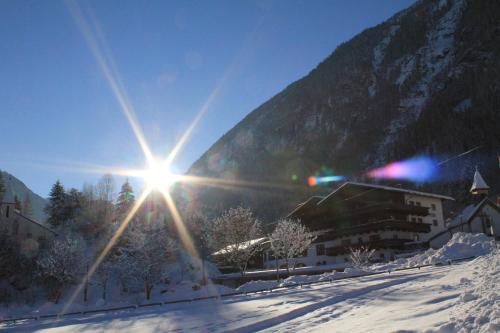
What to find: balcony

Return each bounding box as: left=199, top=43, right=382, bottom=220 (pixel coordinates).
left=316, top=219, right=431, bottom=242
left=335, top=203, right=429, bottom=219
left=325, top=238, right=413, bottom=256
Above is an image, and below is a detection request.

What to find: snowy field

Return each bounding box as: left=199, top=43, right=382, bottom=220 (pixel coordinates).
left=1, top=247, right=498, bottom=333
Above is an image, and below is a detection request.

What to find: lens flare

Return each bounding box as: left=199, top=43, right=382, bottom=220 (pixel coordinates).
left=307, top=175, right=345, bottom=187
left=367, top=156, right=438, bottom=182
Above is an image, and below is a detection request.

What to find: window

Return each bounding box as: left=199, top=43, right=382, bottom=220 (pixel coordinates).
left=369, top=234, right=381, bottom=241
left=411, top=217, right=417, bottom=222
left=433, top=220, right=438, bottom=226
left=431, top=203, right=436, bottom=210
left=344, top=257, right=349, bottom=263
left=417, top=218, right=423, bottom=223
left=316, top=244, right=325, bottom=256
left=26, top=232, right=32, bottom=239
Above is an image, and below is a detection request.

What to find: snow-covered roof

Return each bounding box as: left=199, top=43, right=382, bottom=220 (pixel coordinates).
left=212, top=237, right=268, bottom=256
left=448, top=198, right=500, bottom=229
left=470, top=169, right=490, bottom=193
left=318, top=182, right=454, bottom=205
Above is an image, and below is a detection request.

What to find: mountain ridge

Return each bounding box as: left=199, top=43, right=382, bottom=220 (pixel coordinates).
left=1, top=170, right=48, bottom=223
left=184, top=0, right=500, bottom=222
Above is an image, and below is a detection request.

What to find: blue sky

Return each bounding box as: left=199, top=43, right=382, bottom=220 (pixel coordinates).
left=0, top=0, right=414, bottom=197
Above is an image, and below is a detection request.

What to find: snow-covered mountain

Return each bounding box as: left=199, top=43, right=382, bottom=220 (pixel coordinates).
left=1, top=170, right=47, bottom=223
left=185, top=0, right=500, bottom=222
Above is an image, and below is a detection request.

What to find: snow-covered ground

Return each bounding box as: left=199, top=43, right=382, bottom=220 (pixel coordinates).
left=2, top=251, right=498, bottom=331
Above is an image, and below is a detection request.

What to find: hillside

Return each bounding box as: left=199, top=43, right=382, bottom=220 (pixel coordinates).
left=185, top=0, right=500, bottom=222
left=1, top=170, right=47, bottom=223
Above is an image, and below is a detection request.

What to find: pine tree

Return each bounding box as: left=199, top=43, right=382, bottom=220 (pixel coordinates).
left=45, top=180, right=67, bottom=227
left=14, top=195, right=21, bottom=211
left=116, top=179, right=135, bottom=218
left=0, top=171, right=5, bottom=203
left=22, top=193, right=33, bottom=218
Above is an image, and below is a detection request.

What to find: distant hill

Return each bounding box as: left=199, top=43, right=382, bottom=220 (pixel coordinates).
left=1, top=170, right=48, bottom=223
left=184, top=0, right=500, bottom=222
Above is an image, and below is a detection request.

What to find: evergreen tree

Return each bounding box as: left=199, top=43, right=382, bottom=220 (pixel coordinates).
left=116, top=179, right=135, bottom=218
left=0, top=171, right=5, bottom=203
left=22, top=193, right=33, bottom=218
left=45, top=180, right=67, bottom=227
left=14, top=194, right=21, bottom=211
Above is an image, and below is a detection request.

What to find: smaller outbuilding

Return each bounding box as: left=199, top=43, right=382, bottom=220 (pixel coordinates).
left=429, top=169, right=500, bottom=248
left=0, top=201, right=56, bottom=256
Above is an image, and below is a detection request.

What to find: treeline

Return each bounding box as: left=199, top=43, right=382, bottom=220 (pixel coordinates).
left=0, top=173, right=316, bottom=308
left=1, top=175, right=182, bottom=305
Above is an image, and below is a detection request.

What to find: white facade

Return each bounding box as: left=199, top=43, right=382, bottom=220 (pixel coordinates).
left=403, top=194, right=447, bottom=242
left=430, top=198, right=500, bottom=249
left=263, top=194, right=448, bottom=269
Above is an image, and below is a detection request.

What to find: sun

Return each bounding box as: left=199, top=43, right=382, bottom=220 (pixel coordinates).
left=143, top=160, right=177, bottom=190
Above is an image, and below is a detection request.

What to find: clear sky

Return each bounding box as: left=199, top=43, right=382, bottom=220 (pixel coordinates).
left=0, top=0, right=414, bottom=198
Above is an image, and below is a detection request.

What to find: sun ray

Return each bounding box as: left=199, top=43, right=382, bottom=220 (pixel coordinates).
left=60, top=187, right=152, bottom=316
left=65, top=0, right=154, bottom=165
left=158, top=189, right=198, bottom=258
left=176, top=174, right=305, bottom=192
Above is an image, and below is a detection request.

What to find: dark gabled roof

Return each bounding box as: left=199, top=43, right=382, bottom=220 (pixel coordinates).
left=286, top=196, right=324, bottom=218
left=318, top=182, right=454, bottom=205
left=11, top=210, right=57, bottom=236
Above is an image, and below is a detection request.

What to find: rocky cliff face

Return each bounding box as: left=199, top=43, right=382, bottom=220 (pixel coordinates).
left=184, top=0, right=500, bottom=222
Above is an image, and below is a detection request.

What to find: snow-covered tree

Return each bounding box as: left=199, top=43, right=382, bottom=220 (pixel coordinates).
left=269, top=218, right=316, bottom=274
left=37, top=237, right=85, bottom=303
left=208, top=206, right=263, bottom=275
left=185, top=211, right=211, bottom=284
left=349, top=246, right=375, bottom=268
left=115, top=179, right=135, bottom=218
left=94, top=252, right=115, bottom=301
left=125, top=223, right=176, bottom=300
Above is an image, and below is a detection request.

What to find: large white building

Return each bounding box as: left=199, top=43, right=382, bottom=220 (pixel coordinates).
left=263, top=182, right=453, bottom=269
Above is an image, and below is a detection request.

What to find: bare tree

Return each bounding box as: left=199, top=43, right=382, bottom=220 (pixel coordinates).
left=208, top=207, right=263, bottom=275
left=126, top=223, right=176, bottom=300
left=349, top=246, right=376, bottom=268
left=269, top=218, right=316, bottom=274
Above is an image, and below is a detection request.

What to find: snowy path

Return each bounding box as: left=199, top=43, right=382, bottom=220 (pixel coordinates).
left=0, top=260, right=490, bottom=332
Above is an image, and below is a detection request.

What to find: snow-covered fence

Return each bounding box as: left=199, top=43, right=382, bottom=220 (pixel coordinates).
left=0, top=255, right=478, bottom=325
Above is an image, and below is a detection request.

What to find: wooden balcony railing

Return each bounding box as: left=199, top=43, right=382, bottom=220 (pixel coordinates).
left=316, top=219, right=431, bottom=242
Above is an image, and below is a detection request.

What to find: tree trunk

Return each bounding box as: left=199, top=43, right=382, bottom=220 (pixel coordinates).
left=84, top=265, right=89, bottom=303
left=102, top=279, right=107, bottom=300
left=275, top=256, right=279, bottom=282
left=145, top=282, right=152, bottom=300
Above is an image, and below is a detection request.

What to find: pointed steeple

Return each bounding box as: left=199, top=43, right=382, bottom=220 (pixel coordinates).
left=470, top=167, right=490, bottom=195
